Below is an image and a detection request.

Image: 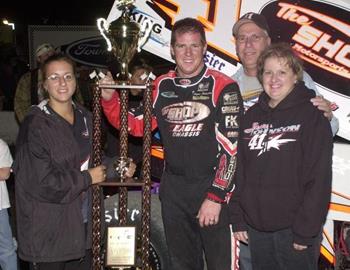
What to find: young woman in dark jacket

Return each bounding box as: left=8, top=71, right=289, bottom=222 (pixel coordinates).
left=230, top=43, right=333, bottom=270
left=13, top=54, right=107, bottom=270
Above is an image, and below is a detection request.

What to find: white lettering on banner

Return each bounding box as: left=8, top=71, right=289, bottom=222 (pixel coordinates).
left=277, top=2, right=350, bottom=79
left=273, top=1, right=350, bottom=140
left=105, top=208, right=140, bottom=223
left=131, top=12, right=163, bottom=34
left=204, top=51, right=226, bottom=71
left=293, top=43, right=348, bottom=74
left=106, top=0, right=240, bottom=75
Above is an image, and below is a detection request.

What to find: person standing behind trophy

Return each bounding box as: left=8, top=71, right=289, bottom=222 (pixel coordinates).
left=13, top=53, right=107, bottom=270
left=104, top=59, right=154, bottom=178
left=14, top=43, right=85, bottom=123
left=100, top=17, right=244, bottom=270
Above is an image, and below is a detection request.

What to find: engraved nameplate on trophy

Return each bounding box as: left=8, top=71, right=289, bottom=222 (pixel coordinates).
left=106, top=226, right=136, bottom=267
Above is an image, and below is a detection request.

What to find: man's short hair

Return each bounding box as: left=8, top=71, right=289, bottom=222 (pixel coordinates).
left=171, top=18, right=206, bottom=46
left=232, top=12, right=270, bottom=37
left=35, top=43, right=55, bottom=58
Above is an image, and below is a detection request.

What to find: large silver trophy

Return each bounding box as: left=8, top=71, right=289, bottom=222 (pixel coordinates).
left=93, top=1, right=153, bottom=269
left=97, top=0, right=152, bottom=84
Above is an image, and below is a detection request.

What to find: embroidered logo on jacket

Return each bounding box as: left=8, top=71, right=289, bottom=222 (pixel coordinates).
left=162, top=102, right=210, bottom=124
left=161, top=91, right=178, bottom=98
left=245, top=122, right=301, bottom=156
left=161, top=101, right=210, bottom=137
left=223, top=92, right=239, bottom=105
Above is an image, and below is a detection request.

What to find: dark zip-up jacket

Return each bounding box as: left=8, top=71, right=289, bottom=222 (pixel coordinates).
left=13, top=100, right=94, bottom=262
left=230, top=82, right=333, bottom=245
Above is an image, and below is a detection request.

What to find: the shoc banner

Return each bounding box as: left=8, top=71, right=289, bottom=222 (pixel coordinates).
left=106, top=0, right=350, bottom=141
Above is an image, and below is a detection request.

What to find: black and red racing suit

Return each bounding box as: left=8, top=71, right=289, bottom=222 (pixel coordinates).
left=102, top=66, right=243, bottom=203
left=101, top=65, right=243, bottom=269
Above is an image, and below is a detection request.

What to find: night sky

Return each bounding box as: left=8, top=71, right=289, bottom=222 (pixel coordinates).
left=1, top=1, right=113, bottom=26
left=1, top=1, right=115, bottom=57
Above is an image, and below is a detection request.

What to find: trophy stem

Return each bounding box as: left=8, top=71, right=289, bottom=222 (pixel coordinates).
left=117, top=62, right=131, bottom=84
left=118, top=88, right=129, bottom=226
left=92, top=85, right=103, bottom=270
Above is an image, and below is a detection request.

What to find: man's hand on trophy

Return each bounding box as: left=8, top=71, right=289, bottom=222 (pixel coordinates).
left=100, top=71, right=116, bottom=101
left=113, top=157, right=137, bottom=179
left=102, top=156, right=137, bottom=181
left=124, top=160, right=137, bottom=178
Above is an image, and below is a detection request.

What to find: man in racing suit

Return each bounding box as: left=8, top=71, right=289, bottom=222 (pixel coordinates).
left=101, top=18, right=244, bottom=270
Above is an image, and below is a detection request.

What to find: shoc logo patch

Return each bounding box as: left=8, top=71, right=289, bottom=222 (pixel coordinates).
left=161, top=102, right=210, bottom=124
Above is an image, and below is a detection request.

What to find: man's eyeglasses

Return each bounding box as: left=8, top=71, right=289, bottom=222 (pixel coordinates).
left=236, top=34, right=266, bottom=44
left=46, top=73, right=75, bottom=83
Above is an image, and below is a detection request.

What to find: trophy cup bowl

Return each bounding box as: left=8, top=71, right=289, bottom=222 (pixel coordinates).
left=97, top=2, right=152, bottom=84
left=108, top=12, right=140, bottom=83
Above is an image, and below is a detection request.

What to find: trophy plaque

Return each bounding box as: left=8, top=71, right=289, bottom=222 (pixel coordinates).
left=106, top=226, right=136, bottom=267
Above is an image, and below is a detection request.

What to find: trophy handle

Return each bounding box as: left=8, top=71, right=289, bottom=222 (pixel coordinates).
left=97, top=18, right=112, bottom=51
left=137, top=19, right=153, bottom=52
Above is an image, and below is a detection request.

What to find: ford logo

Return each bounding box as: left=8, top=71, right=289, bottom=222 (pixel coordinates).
left=64, top=36, right=111, bottom=68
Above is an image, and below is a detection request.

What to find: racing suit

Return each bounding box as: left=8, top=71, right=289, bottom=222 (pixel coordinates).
left=102, top=66, right=244, bottom=270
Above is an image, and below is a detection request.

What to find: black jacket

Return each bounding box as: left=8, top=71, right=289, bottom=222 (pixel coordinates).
left=230, top=82, right=333, bottom=245
left=13, top=100, right=95, bottom=262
